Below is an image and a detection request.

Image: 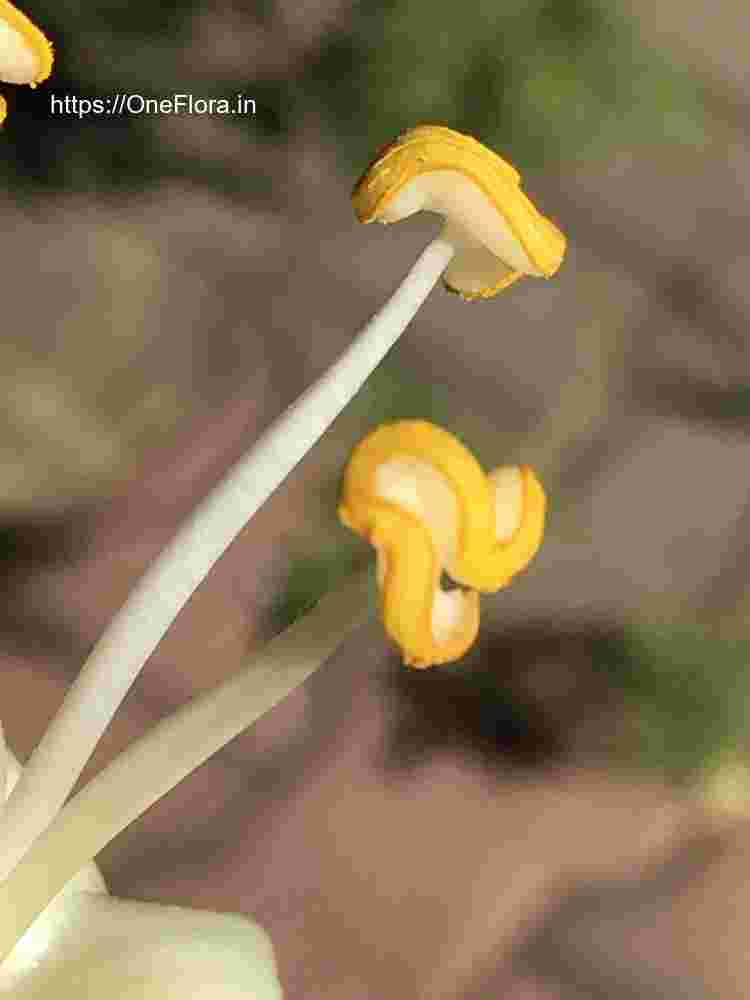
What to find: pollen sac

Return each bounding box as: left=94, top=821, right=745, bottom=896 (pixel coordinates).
left=338, top=420, right=546, bottom=668
left=352, top=125, right=566, bottom=299
left=0, top=0, right=53, bottom=124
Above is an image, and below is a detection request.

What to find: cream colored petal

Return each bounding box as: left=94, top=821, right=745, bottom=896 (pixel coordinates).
left=0, top=739, right=280, bottom=997
left=0, top=871, right=108, bottom=989
left=0, top=893, right=282, bottom=999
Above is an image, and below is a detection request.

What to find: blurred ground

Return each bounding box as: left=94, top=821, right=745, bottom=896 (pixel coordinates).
left=2, top=1, right=750, bottom=998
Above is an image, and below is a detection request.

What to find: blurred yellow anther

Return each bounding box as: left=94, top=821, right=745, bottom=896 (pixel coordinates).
left=0, top=0, right=53, bottom=124
left=352, top=124, right=566, bottom=299
left=338, top=420, right=545, bottom=667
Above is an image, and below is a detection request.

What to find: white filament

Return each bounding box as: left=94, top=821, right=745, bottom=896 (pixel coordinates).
left=0, top=236, right=455, bottom=888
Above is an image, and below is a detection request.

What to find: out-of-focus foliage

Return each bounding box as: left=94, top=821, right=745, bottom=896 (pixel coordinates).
left=712, top=385, right=750, bottom=423
left=270, top=546, right=372, bottom=632
left=593, top=624, right=750, bottom=782
left=0, top=0, right=708, bottom=194
left=343, top=355, right=453, bottom=433
left=307, top=0, right=708, bottom=170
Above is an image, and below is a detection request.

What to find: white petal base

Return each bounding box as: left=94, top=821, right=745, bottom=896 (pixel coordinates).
left=0, top=731, right=282, bottom=998
left=1, top=893, right=283, bottom=999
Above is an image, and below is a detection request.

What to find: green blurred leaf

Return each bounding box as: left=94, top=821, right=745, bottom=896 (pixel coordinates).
left=1, top=0, right=709, bottom=194
left=715, top=385, right=750, bottom=422
left=307, top=0, right=709, bottom=170
left=345, top=356, right=453, bottom=429
left=271, top=545, right=373, bottom=632
left=593, top=624, right=750, bottom=782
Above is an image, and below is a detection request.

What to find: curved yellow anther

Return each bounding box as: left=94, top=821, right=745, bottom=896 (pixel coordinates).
left=352, top=125, right=566, bottom=299
left=0, top=0, right=53, bottom=124
left=338, top=420, right=546, bottom=668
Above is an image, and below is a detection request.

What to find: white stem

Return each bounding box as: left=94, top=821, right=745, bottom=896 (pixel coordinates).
left=0, top=569, right=372, bottom=960
left=0, top=236, right=454, bottom=883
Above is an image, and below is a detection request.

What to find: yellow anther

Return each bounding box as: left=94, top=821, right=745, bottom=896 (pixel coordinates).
left=0, top=0, right=53, bottom=124
left=352, top=124, right=566, bottom=299
left=339, top=420, right=546, bottom=667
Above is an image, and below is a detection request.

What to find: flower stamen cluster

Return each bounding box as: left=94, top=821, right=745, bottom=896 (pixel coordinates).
left=0, top=25, right=566, bottom=987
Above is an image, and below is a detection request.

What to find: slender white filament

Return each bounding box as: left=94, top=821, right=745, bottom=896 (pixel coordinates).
left=0, top=570, right=371, bottom=962
left=0, top=236, right=455, bottom=885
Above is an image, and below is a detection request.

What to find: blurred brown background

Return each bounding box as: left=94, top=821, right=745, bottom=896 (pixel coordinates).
left=2, top=0, right=750, bottom=996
